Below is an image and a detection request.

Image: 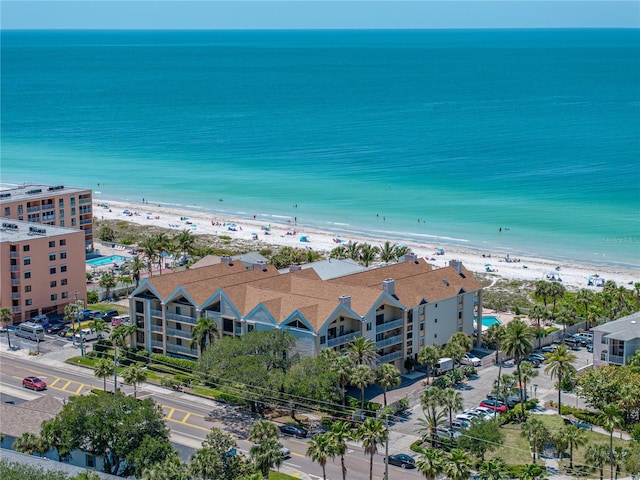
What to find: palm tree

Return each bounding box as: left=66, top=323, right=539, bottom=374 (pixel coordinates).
left=347, top=336, right=379, bottom=367
left=249, top=419, right=280, bottom=444
left=443, top=448, right=472, bottom=480
left=351, top=364, right=375, bottom=411
left=419, top=387, right=445, bottom=446
left=528, top=304, right=548, bottom=348
left=586, top=443, right=609, bottom=480
left=0, top=306, right=14, bottom=349
left=478, top=458, right=510, bottom=480
left=356, top=418, right=387, bottom=480
left=599, top=403, right=624, bottom=480
left=153, top=232, right=171, bottom=274
left=345, top=241, right=360, bottom=261
left=416, top=446, right=445, bottom=480
left=140, top=236, right=159, bottom=275
left=576, top=288, right=595, bottom=326
left=519, top=360, right=539, bottom=400
left=548, top=282, right=566, bottom=318
left=359, top=243, right=379, bottom=267
left=418, top=345, right=440, bottom=385
left=502, top=318, right=535, bottom=420
left=327, top=421, right=353, bottom=480
left=375, top=363, right=401, bottom=407
left=306, top=432, right=333, bottom=480
left=122, top=363, right=147, bottom=398
left=378, top=241, right=397, bottom=262
left=441, top=388, right=463, bottom=428
left=190, top=316, right=219, bottom=354
left=127, top=255, right=147, bottom=287
left=521, top=417, right=549, bottom=463
left=99, top=273, right=117, bottom=301
left=174, top=229, right=195, bottom=261
left=91, top=318, right=107, bottom=339
left=250, top=437, right=285, bottom=478
left=563, top=424, right=587, bottom=470
left=534, top=281, right=551, bottom=310
left=544, top=344, right=576, bottom=414
left=94, top=358, right=113, bottom=391
left=119, top=274, right=134, bottom=294
left=518, top=463, right=549, bottom=480
left=13, top=432, right=44, bottom=455
left=331, top=354, right=355, bottom=406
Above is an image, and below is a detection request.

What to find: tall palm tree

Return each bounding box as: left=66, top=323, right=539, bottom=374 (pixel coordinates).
left=306, top=432, right=333, bottom=480
left=441, top=388, right=464, bottom=428
left=378, top=241, right=397, bottom=262
left=99, top=273, right=117, bottom=301
left=374, top=363, right=401, bottom=407
left=174, top=229, right=196, bottom=261
left=420, top=387, right=445, bottom=446
left=140, top=236, right=159, bottom=275
left=586, top=443, right=609, bottom=480
left=249, top=419, right=280, bottom=444
left=91, top=318, right=107, bottom=339
left=153, top=232, right=171, bottom=274
left=502, top=319, right=535, bottom=420
left=418, top=345, right=440, bottom=385
left=548, top=282, right=566, bottom=318
left=599, top=403, right=624, bottom=480
left=359, top=243, right=379, bottom=267
left=328, top=420, right=353, bottom=480
left=119, top=274, right=134, bottom=294
left=331, top=354, right=355, bottom=406
left=347, top=336, right=379, bottom=367
left=356, top=418, right=387, bottom=480
left=528, top=304, right=548, bottom=348
left=122, top=363, right=147, bottom=398
left=94, top=357, right=113, bottom=391
left=250, top=437, right=284, bottom=479
left=443, top=448, right=472, bottom=480
left=351, top=364, right=375, bottom=411
left=521, top=417, right=549, bottom=463
left=544, top=344, right=576, bottom=414
left=127, top=255, right=147, bottom=287
left=345, top=241, right=361, bottom=261
left=563, top=424, right=587, bottom=470
left=576, top=288, right=595, bottom=327
left=190, top=316, right=219, bottom=354
left=416, top=446, right=444, bottom=480
left=478, top=457, right=510, bottom=480
left=534, top=281, right=551, bottom=310
left=0, top=306, right=14, bottom=349
left=518, top=463, right=549, bottom=480
left=519, top=360, right=539, bottom=400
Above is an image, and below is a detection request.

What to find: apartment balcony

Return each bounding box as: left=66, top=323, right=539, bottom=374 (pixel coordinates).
left=10, top=252, right=20, bottom=258
left=12, top=306, right=21, bottom=313
left=10, top=265, right=20, bottom=272
left=150, top=340, right=163, bottom=348
left=378, top=350, right=403, bottom=364
left=11, top=293, right=21, bottom=300
left=327, top=331, right=360, bottom=348
left=376, top=334, right=403, bottom=349
left=150, top=308, right=163, bottom=318
left=608, top=354, right=625, bottom=365
left=42, top=205, right=55, bottom=212
left=150, top=324, right=164, bottom=333
left=167, top=327, right=191, bottom=339
left=79, top=198, right=92, bottom=204
left=166, top=344, right=198, bottom=356
left=27, top=206, right=41, bottom=213
left=80, top=218, right=92, bottom=226
left=376, top=318, right=403, bottom=333
left=42, top=214, right=56, bottom=221
left=11, top=279, right=21, bottom=286
left=166, top=311, right=197, bottom=325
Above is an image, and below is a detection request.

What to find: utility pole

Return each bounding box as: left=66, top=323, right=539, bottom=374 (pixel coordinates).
left=384, top=412, right=390, bottom=480
left=113, top=345, right=118, bottom=394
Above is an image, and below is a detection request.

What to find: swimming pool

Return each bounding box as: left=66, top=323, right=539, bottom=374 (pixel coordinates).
left=480, top=316, right=503, bottom=328
left=86, top=255, right=129, bottom=266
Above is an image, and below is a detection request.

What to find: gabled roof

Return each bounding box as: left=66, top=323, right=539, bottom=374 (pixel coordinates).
left=0, top=395, right=63, bottom=438
left=593, top=311, right=640, bottom=341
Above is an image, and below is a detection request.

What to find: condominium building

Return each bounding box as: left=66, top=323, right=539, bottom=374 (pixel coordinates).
left=129, top=255, right=482, bottom=372
left=592, top=311, right=640, bottom=366
left=0, top=219, right=86, bottom=323
left=0, top=184, right=93, bottom=251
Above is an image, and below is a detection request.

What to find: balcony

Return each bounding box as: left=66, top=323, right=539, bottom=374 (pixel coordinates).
left=608, top=354, right=625, bottom=365
left=376, top=334, right=403, bottom=349
left=12, top=306, right=22, bottom=313
left=166, top=311, right=197, bottom=324
left=376, top=318, right=403, bottom=333
left=150, top=324, right=163, bottom=332
left=150, top=308, right=163, bottom=318
left=27, top=206, right=41, bottom=213
left=167, top=327, right=191, bottom=339
left=150, top=340, right=163, bottom=348
left=11, top=279, right=21, bottom=286
left=79, top=198, right=92, bottom=204
left=11, top=293, right=21, bottom=300
left=10, top=252, right=20, bottom=258
left=80, top=218, right=92, bottom=225
left=377, top=350, right=403, bottom=364
left=327, top=331, right=360, bottom=348
left=166, top=344, right=198, bottom=356
left=42, top=205, right=55, bottom=212
left=10, top=266, right=20, bottom=272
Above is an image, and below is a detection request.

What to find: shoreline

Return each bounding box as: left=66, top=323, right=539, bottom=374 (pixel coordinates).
left=92, top=198, right=639, bottom=292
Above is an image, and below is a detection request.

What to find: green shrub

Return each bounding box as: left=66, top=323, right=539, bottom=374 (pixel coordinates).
left=87, top=291, right=99, bottom=304
left=396, top=397, right=409, bottom=413
left=545, top=326, right=559, bottom=334
left=410, top=439, right=424, bottom=452
left=150, top=353, right=196, bottom=372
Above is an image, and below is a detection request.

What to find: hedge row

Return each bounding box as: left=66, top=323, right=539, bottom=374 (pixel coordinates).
left=150, top=353, right=197, bottom=372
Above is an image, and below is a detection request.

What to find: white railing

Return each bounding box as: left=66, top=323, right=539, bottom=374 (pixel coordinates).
left=167, top=327, right=191, bottom=339
left=327, top=331, right=360, bottom=347
left=608, top=354, right=625, bottom=365
left=378, top=350, right=403, bottom=364
left=166, top=344, right=197, bottom=356
left=376, top=318, right=403, bottom=333
left=376, top=334, right=403, bottom=349
left=166, top=311, right=197, bottom=325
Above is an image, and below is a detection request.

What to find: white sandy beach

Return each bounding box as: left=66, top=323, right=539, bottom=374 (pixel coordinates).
left=93, top=199, right=638, bottom=292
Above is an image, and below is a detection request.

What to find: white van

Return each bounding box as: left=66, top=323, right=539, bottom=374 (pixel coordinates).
left=74, top=328, right=100, bottom=342
left=15, top=322, right=45, bottom=341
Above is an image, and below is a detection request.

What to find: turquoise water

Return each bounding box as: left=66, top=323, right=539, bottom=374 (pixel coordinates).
left=481, top=316, right=503, bottom=328
left=86, top=255, right=128, bottom=266
left=2, top=30, right=639, bottom=268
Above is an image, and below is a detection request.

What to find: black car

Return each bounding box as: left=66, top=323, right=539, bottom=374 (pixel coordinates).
left=46, top=323, right=67, bottom=334
left=563, top=417, right=592, bottom=430
left=564, top=338, right=581, bottom=350
left=387, top=453, right=416, bottom=469
left=279, top=425, right=308, bottom=438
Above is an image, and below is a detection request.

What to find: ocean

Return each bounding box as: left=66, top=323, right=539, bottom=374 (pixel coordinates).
left=1, top=29, right=639, bottom=268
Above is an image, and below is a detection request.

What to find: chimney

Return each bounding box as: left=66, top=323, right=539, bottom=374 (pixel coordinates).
left=382, top=278, right=395, bottom=296
left=253, top=260, right=267, bottom=271
left=339, top=295, right=351, bottom=308
left=449, top=260, right=463, bottom=275
left=401, top=253, right=418, bottom=263
left=221, top=255, right=233, bottom=265
left=289, top=264, right=302, bottom=273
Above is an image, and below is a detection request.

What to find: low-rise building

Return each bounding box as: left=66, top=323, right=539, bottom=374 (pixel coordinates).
left=592, top=311, right=640, bottom=366
left=129, top=255, right=482, bottom=372
left=0, top=218, right=86, bottom=323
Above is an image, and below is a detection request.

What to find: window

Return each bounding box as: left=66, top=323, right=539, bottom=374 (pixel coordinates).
left=49, top=241, right=55, bottom=247
left=407, top=340, right=413, bottom=347
left=601, top=337, right=607, bottom=344
left=50, top=281, right=57, bottom=288
left=176, top=338, right=182, bottom=346
left=49, top=253, right=56, bottom=261
left=435, top=318, right=438, bottom=323
left=366, top=322, right=372, bottom=331
left=49, top=267, right=57, bottom=275
left=60, top=220, right=65, bottom=227
left=51, top=294, right=58, bottom=301
left=86, top=455, right=95, bottom=468
left=60, top=239, right=66, bottom=246
left=71, top=207, right=76, bottom=216
left=320, top=335, right=326, bottom=345
left=3, top=207, right=9, bottom=216
left=176, top=306, right=182, bottom=315
left=420, top=337, right=425, bottom=346
left=25, top=285, right=31, bottom=293
left=71, top=218, right=76, bottom=227
left=23, top=257, right=31, bottom=266
left=59, top=198, right=64, bottom=207
left=24, top=271, right=31, bottom=279
left=407, top=348, right=412, bottom=355
left=62, top=292, right=68, bottom=299
left=60, top=251, right=67, bottom=259
left=70, top=196, right=76, bottom=206
left=601, top=351, right=607, bottom=361
left=247, top=324, right=254, bottom=332
left=26, top=299, right=32, bottom=306
left=23, top=245, right=30, bottom=252
left=61, top=265, right=67, bottom=273
left=420, top=323, right=424, bottom=331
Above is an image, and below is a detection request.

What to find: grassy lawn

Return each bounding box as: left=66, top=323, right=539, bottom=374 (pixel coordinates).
left=66, top=355, right=99, bottom=368
left=190, top=384, right=222, bottom=398
left=269, top=472, right=298, bottom=480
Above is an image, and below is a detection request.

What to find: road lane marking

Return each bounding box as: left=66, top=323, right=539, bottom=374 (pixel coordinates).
left=165, top=407, right=176, bottom=420
left=180, top=412, right=191, bottom=424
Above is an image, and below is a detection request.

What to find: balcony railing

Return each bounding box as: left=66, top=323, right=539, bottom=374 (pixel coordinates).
left=27, top=206, right=41, bottom=213
left=327, top=331, right=360, bottom=348
left=80, top=218, right=92, bottom=225
left=42, top=205, right=55, bottom=212
left=376, top=334, right=403, bottom=349
left=150, top=308, right=163, bottom=318
left=608, top=354, right=625, bottom=365
left=10, top=266, right=20, bottom=272
left=79, top=198, right=92, bottom=204
left=166, top=344, right=198, bottom=356
left=12, top=306, right=21, bottom=313
left=150, top=340, right=163, bottom=348
left=10, top=252, right=20, bottom=258
left=166, top=311, right=197, bottom=324
left=11, top=293, right=21, bottom=300
left=377, top=350, right=403, bottom=364
left=167, top=327, right=191, bottom=339
left=11, top=279, right=21, bottom=286
left=376, top=318, right=403, bottom=333
left=150, top=324, right=163, bottom=332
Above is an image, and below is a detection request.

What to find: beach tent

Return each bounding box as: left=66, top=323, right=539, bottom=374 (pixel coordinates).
left=299, top=236, right=308, bottom=243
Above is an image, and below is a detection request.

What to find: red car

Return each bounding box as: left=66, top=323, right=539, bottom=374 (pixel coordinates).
left=479, top=399, right=507, bottom=413
left=22, top=376, right=47, bottom=391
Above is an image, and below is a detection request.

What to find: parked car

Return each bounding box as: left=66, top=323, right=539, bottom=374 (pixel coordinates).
left=387, top=453, right=416, bottom=469
left=459, top=353, right=482, bottom=367
left=524, top=357, right=541, bottom=368
left=586, top=343, right=593, bottom=353
left=564, top=338, right=581, bottom=350
left=279, top=425, right=308, bottom=438
left=479, top=399, right=508, bottom=413
left=563, top=417, right=592, bottom=430
left=435, top=427, right=462, bottom=440
left=473, top=406, right=500, bottom=420
left=22, top=376, right=47, bottom=391
left=46, top=323, right=68, bottom=334
left=541, top=345, right=558, bottom=353
left=102, top=309, right=119, bottom=321
left=529, top=353, right=547, bottom=363
left=445, top=419, right=470, bottom=431
left=253, top=443, right=290, bottom=458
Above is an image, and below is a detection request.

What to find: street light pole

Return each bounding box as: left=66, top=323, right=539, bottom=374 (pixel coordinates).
left=113, top=346, right=118, bottom=394
left=384, top=413, right=389, bottom=480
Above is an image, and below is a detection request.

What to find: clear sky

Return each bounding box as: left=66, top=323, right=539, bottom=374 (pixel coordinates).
left=1, top=1, right=638, bottom=30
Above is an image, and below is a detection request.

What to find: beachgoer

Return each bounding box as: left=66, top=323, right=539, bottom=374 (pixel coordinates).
left=499, top=227, right=502, bottom=232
